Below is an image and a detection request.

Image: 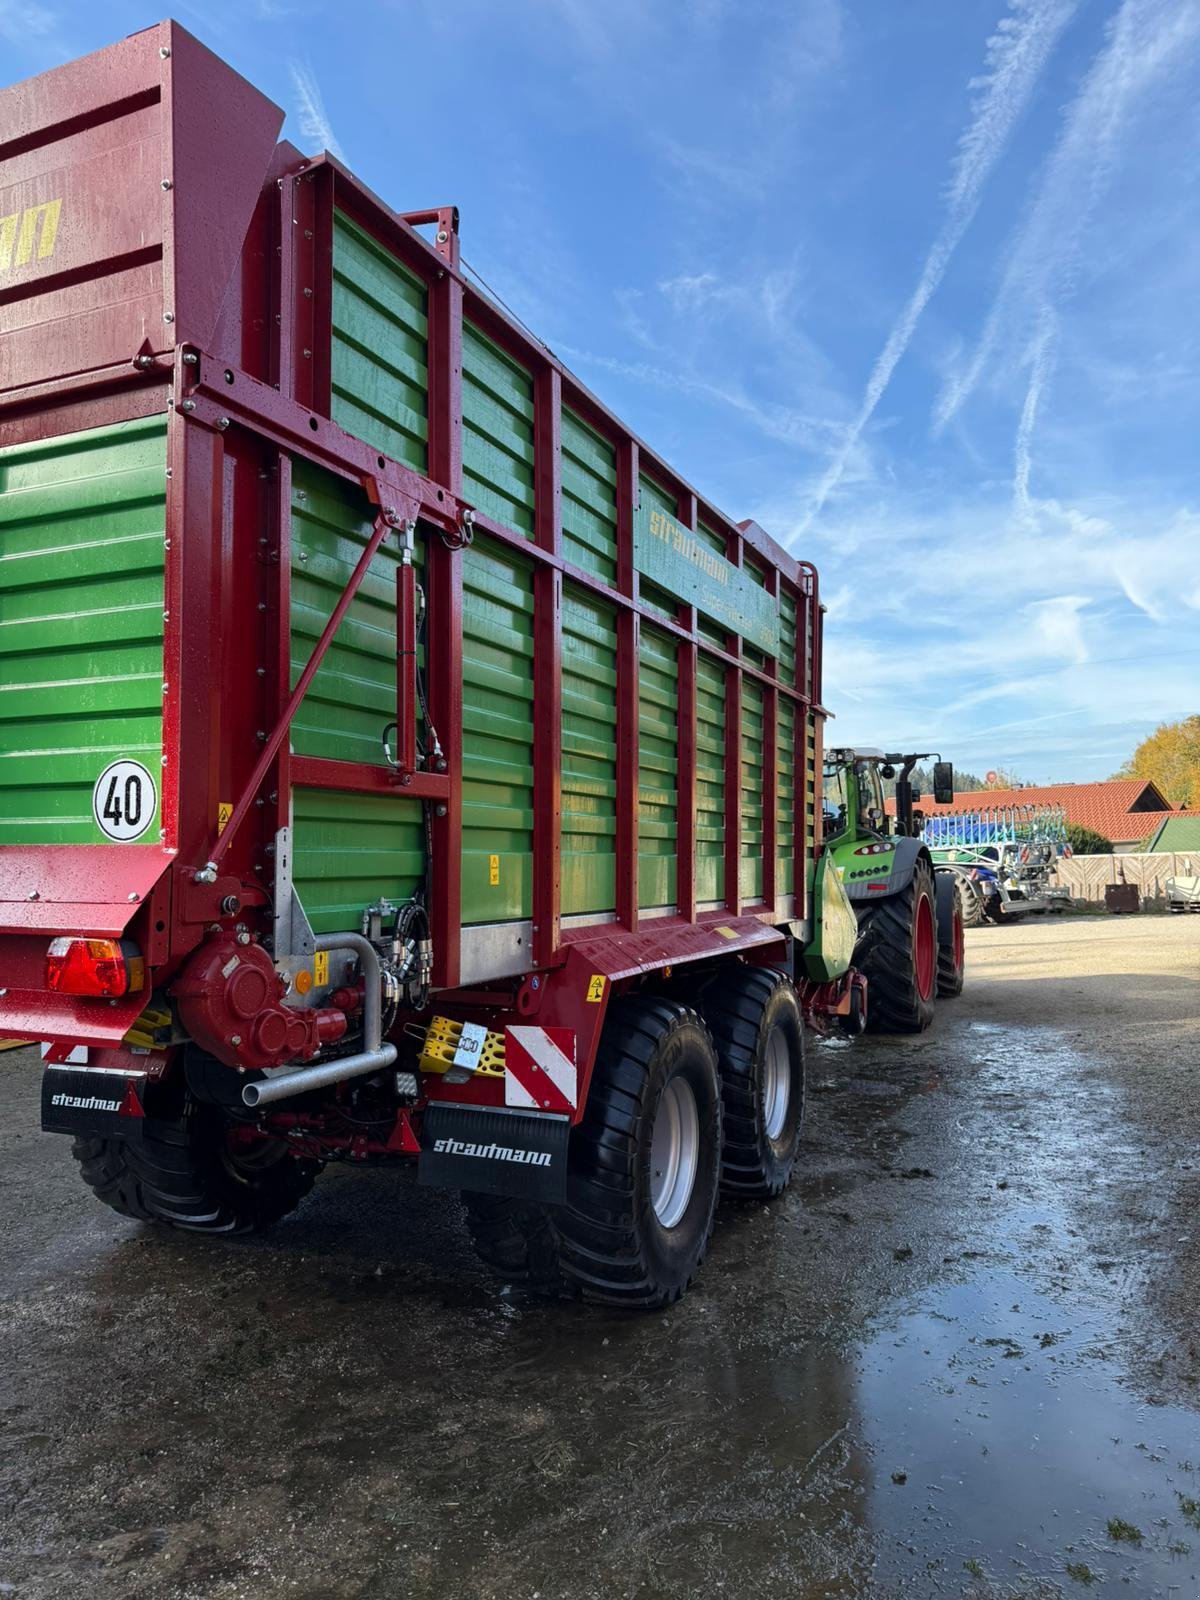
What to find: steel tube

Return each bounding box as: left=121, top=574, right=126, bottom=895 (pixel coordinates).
left=242, top=1044, right=397, bottom=1108
left=242, top=931, right=393, bottom=1107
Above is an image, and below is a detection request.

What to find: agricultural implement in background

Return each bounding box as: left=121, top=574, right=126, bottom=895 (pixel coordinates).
left=921, top=805, right=1072, bottom=924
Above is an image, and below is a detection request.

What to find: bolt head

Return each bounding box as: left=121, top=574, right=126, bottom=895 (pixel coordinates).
left=163, top=311, right=174, bottom=323
left=161, top=178, right=173, bottom=191
left=182, top=352, right=199, bottom=365
left=180, top=399, right=196, bottom=413
left=217, top=416, right=230, bottom=431
left=128, top=892, right=140, bottom=903
left=159, top=44, right=171, bottom=57
left=27, top=889, right=39, bottom=901
left=230, top=1035, right=242, bottom=1047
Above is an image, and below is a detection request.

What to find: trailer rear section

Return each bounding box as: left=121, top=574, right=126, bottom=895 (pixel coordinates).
left=0, top=24, right=826, bottom=1304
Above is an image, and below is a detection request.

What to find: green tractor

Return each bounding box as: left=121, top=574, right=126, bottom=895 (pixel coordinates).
left=812, top=750, right=965, bottom=1033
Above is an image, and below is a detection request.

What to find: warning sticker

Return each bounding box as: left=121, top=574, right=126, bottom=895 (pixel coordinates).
left=586, top=975, right=606, bottom=1003
left=92, top=759, right=157, bottom=842
left=489, top=854, right=500, bottom=886
left=313, top=951, right=329, bottom=986
left=217, top=801, right=232, bottom=834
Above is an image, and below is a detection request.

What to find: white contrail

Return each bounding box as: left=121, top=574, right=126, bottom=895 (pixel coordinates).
left=793, top=0, right=1078, bottom=539
left=289, top=59, right=344, bottom=161
left=935, top=0, right=1200, bottom=435
left=1013, top=310, right=1056, bottom=517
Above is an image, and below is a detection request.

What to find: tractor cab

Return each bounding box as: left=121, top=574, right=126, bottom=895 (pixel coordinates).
left=822, top=749, right=954, bottom=847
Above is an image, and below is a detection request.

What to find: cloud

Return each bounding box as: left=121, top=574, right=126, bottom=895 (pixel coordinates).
left=935, top=0, right=1200, bottom=436
left=288, top=58, right=344, bottom=161
left=657, top=272, right=723, bottom=313
left=793, top=0, right=1079, bottom=537
left=557, top=343, right=849, bottom=458
left=1013, top=308, right=1057, bottom=517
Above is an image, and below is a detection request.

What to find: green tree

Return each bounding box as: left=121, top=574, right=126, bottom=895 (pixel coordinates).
left=1065, top=823, right=1113, bottom=856
left=1111, top=715, right=1200, bottom=807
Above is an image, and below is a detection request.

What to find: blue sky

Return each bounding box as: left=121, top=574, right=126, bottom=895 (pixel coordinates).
left=5, top=0, right=1199, bottom=782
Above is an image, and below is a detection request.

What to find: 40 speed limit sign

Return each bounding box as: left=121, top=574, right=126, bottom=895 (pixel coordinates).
left=92, top=759, right=158, bottom=842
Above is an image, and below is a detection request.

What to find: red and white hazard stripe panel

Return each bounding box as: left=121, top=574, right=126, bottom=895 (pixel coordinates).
left=504, top=1027, right=577, bottom=1115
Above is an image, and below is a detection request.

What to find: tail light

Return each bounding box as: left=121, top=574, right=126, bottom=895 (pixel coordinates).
left=45, top=938, right=145, bottom=997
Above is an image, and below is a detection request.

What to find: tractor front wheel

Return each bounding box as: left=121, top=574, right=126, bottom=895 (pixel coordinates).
left=855, top=858, right=938, bottom=1033
left=935, top=872, right=965, bottom=998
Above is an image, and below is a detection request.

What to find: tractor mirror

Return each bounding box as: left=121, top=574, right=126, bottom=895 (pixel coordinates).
left=933, top=762, right=954, bottom=804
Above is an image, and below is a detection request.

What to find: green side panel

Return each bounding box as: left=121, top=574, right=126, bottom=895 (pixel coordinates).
left=293, top=787, right=425, bottom=935
left=739, top=678, right=764, bottom=902
left=779, top=589, right=797, bottom=687
left=638, top=623, right=678, bottom=909
left=696, top=613, right=728, bottom=647
left=805, top=713, right=818, bottom=860
left=560, top=584, right=617, bottom=917
left=462, top=324, right=535, bottom=537
left=696, top=521, right=728, bottom=558
left=462, top=534, right=534, bottom=922
left=290, top=459, right=424, bottom=767
left=561, top=409, right=617, bottom=583
left=330, top=211, right=429, bottom=472
left=777, top=697, right=796, bottom=903
left=0, top=416, right=166, bottom=845
left=289, top=460, right=426, bottom=926
left=695, top=654, right=726, bottom=904
left=640, top=580, right=678, bottom=624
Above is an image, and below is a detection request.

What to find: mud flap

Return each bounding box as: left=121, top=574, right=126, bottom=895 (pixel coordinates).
left=41, top=1067, right=144, bottom=1138
left=418, top=1103, right=569, bottom=1204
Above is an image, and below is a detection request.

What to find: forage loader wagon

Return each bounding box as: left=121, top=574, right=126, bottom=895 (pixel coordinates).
left=2, top=22, right=880, bottom=1305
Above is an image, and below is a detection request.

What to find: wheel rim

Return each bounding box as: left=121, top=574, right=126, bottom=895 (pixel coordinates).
left=762, top=1026, right=791, bottom=1142
left=914, top=892, right=936, bottom=1001
left=650, top=1074, right=700, bottom=1229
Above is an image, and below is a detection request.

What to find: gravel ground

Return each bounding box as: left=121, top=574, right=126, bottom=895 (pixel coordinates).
left=0, top=912, right=1197, bottom=1600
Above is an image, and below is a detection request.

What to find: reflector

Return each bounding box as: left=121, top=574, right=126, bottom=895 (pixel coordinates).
left=45, top=938, right=144, bottom=998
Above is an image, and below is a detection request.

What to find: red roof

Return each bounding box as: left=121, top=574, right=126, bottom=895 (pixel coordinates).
left=887, top=779, right=1178, bottom=842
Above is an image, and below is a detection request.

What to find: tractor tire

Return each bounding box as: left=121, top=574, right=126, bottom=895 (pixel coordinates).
left=554, top=997, right=721, bottom=1308
left=854, top=857, right=938, bottom=1033
left=71, top=1103, right=319, bottom=1234
left=935, top=872, right=965, bottom=998
left=956, top=875, right=985, bottom=928
left=703, top=966, right=805, bottom=1198
left=461, top=1193, right=560, bottom=1293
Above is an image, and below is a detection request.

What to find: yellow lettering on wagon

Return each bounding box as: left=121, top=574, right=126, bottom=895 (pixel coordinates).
left=0, top=198, right=62, bottom=273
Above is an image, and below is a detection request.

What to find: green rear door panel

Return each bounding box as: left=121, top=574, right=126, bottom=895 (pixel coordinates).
left=461, top=534, right=534, bottom=922
left=0, top=416, right=166, bottom=844
left=561, top=584, right=617, bottom=917
left=638, top=623, right=678, bottom=910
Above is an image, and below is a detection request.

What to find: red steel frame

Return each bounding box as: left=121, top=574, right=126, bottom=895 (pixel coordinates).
left=0, top=24, right=827, bottom=1109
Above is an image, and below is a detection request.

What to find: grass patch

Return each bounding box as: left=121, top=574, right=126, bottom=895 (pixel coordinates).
left=1106, top=1518, right=1143, bottom=1545
left=1065, top=1562, right=1099, bottom=1585
left=1178, top=1493, right=1200, bottom=1531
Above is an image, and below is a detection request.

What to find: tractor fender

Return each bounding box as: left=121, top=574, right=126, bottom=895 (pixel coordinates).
left=882, top=836, right=932, bottom=898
